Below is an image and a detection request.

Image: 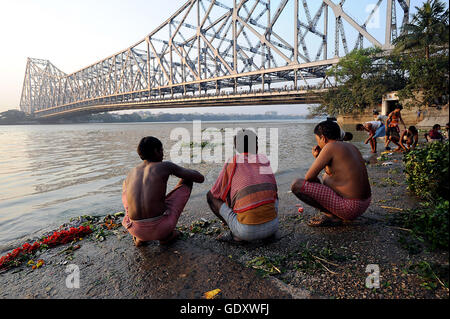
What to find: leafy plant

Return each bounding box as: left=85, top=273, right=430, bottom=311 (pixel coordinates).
left=403, top=141, right=449, bottom=201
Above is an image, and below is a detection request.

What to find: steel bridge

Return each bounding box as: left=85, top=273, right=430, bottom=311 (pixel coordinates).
left=20, top=0, right=410, bottom=119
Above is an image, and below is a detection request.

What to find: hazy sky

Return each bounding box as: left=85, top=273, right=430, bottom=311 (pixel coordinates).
left=0, top=0, right=426, bottom=115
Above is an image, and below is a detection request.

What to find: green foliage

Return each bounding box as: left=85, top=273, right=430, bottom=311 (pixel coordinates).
left=397, top=52, right=449, bottom=109
left=397, top=199, right=449, bottom=249
left=393, top=0, right=449, bottom=108
left=406, top=261, right=449, bottom=291
left=393, top=0, right=449, bottom=59
left=403, top=141, right=449, bottom=200
left=313, top=48, right=406, bottom=116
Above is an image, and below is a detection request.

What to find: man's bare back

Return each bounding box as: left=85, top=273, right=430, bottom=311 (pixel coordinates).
left=307, top=141, right=371, bottom=200
left=124, top=161, right=204, bottom=220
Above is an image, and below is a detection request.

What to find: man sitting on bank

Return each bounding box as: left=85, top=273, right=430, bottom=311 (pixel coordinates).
left=291, top=121, right=372, bottom=227
left=206, top=129, right=279, bottom=243
left=122, top=136, right=205, bottom=246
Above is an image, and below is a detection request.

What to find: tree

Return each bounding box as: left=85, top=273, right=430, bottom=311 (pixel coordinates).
left=393, top=0, right=449, bottom=60
left=393, top=0, right=449, bottom=108
left=312, top=48, right=406, bottom=116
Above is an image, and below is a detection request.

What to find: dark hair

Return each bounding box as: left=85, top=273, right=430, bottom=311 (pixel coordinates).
left=137, top=136, right=162, bottom=161
left=432, top=124, right=441, bottom=130
left=373, top=111, right=380, bottom=115
left=409, top=126, right=418, bottom=135
left=356, top=124, right=365, bottom=131
left=234, top=129, right=258, bottom=154
left=343, top=132, right=353, bottom=141
left=314, top=121, right=341, bottom=140
left=395, top=103, right=403, bottom=110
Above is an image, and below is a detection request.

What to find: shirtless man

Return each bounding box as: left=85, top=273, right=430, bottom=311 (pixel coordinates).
left=122, top=136, right=204, bottom=246
left=400, top=126, right=419, bottom=151
left=356, top=121, right=385, bottom=153
left=385, top=104, right=406, bottom=150
left=291, top=121, right=371, bottom=227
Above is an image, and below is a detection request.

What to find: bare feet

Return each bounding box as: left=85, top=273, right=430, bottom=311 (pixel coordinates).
left=307, top=213, right=343, bottom=227
left=133, top=236, right=146, bottom=247
left=159, top=230, right=181, bottom=245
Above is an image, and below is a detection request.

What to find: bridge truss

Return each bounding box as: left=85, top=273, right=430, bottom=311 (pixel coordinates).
left=20, top=0, right=410, bottom=118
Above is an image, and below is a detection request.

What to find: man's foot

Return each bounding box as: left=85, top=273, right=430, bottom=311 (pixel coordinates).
left=216, top=231, right=246, bottom=244
left=159, top=230, right=181, bottom=245
left=307, top=213, right=343, bottom=227
left=133, top=236, right=147, bottom=247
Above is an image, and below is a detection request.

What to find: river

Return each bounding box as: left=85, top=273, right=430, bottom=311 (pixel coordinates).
left=0, top=120, right=370, bottom=250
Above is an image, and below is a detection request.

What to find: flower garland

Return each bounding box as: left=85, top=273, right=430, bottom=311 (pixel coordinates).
left=0, top=225, right=92, bottom=270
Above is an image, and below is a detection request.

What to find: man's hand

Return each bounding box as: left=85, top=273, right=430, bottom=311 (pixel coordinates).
left=312, top=145, right=321, bottom=158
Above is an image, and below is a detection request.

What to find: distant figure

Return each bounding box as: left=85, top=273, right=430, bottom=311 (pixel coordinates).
left=356, top=120, right=385, bottom=153
left=207, top=130, right=279, bottom=243
left=385, top=104, right=406, bottom=150
left=446, top=123, right=450, bottom=140
left=373, top=111, right=387, bottom=123
left=291, top=121, right=371, bottom=227
left=122, top=137, right=205, bottom=246
left=425, top=124, right=444, bottom=142
left=400, top=126, right=419, bottom=151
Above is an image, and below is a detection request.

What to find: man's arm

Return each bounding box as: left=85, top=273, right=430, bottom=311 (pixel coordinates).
left=364, top=124, right=375, bottom=144
left=165, top=162, right=205, bottom=183
left=305, top=144, right=333, bottom=182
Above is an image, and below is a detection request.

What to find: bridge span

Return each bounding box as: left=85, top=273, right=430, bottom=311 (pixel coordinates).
left=20, top=0, right=410, bottom=119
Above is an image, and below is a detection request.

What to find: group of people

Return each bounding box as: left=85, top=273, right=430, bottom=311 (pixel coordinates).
left=121, top=120, right=372, bottom=246
left=357, top=104, right=448, bottom=154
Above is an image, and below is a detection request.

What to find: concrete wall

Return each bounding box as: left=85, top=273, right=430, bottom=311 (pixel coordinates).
left=337, top=105, right=449, bottom=129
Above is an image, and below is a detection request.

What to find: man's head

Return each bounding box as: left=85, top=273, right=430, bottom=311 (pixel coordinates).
left=356, top=124, right=365, bottom=131
left=314, top=121, right=341, bottom=148
left=343, top=132, right=354, bottom=141
left=137, top=136, right=163, bottom=162
left=432, top=124, right=441, bottom=131
left=234, top=129, right=258, bottom=154
left=409, top=126, right=418, bottom=135
left=373, top=111, right=380, bottom=116
left=395, top=103, right=403, bottom=111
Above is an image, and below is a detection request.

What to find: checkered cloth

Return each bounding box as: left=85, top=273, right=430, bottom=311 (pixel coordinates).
left=300, top=181, right=371, bottom=220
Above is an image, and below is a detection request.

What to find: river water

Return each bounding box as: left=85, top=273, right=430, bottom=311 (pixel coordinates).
left=0, top=120, right=370, bottom=250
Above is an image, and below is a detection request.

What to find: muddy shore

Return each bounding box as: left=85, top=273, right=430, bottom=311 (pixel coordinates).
left=0, top=152, right=448, bottom=299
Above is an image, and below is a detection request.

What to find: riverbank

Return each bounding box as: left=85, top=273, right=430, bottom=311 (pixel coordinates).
left=0, top=152, right=448, bottom=299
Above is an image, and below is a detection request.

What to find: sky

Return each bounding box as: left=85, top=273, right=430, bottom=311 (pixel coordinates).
left=0, top=0, right=427, bottom=115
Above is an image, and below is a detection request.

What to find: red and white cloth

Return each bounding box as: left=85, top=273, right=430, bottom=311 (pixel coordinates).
left=300, top=180, right=371, bottom=220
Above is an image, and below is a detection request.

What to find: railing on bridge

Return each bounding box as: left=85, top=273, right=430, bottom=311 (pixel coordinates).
left=20, top=0, right=410, bottom=118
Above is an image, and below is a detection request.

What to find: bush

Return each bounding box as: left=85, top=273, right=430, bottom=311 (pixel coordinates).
left=399, top=141, right=449, bottom=249
left=403, top=141, right=449, bottom=201
left=398, top=199, right=449, bottom=249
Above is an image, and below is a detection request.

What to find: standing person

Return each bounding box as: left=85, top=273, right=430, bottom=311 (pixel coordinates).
left=400, top=126, right=419, bottom=151
left=291, top=121, right=371, bottom=227
left=385, top=104, right=406, bottom=150
left=356, top=121, right=385, bottom=153
left=207, top=129, right=279, bottom=243
left=373, top=111, right=388, bottom=148
left=121, top=136, right=205, bottom=247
